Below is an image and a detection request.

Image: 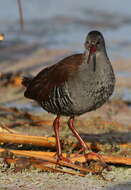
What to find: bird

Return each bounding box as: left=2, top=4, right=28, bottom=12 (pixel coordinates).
left=22, top=30, right=115, bottom=162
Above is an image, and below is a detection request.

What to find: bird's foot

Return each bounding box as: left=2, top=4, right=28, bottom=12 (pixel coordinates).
left=71, top=147, right=86, bottom=158
left=85, top=151, right=104, bottom=162
left=55, top=153, right=73, bottom=163
left=85, top=152, right=111, bottom=171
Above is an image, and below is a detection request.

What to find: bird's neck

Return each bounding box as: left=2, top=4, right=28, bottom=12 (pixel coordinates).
left=80, top=49, right=110, bottom=74
left=83, top=49, right=108, bottom=65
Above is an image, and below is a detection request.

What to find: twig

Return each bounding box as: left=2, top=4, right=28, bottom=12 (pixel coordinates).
left=0, top=132, right=56, bottom=148
left=0, top=122, right=18, bottom=134
left=0, top=149, right=131, bottom=166
left=33, top=163, right=85, bottom=176
left=7, top=120, right=53, bottom=128
left=1, top=149, right=93, bottom=174
left=0, top=106, right=19, bottom=113
left=0, top=132, right=131, bottom=152
left=17, top=0, right=24, bottom=31
left=84, top=153, right=131, bottom=165
left=5, top=157, right=85, bottom=176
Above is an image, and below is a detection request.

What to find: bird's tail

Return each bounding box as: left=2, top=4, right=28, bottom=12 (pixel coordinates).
left=22, top=76, right=33, bottom=87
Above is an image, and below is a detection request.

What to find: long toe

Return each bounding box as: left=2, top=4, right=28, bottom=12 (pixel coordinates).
left=85, top=151, right=111, bottom=171
left=56, top=154, right=73, bottom=163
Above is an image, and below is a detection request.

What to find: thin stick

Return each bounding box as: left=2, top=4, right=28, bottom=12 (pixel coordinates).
left=0, top=132, right=131, bottom=151
left=32, top=163, right=85, bottom=176
left=1, top=149, right=93, bottom=174
left=17, top=0, right=24, bottom=31
left=0, top=122, right=18, bottom=134
left=7, top=120, right=53, bottom=128
left=0, top=132, right=56, bottom=148
left=0, top=106, right=19, bottom=113
left=5, top=157, right=85, bottom=176
left=0, top=149, right=131, bottom=165
left=84, top=153, right=131, bottom=165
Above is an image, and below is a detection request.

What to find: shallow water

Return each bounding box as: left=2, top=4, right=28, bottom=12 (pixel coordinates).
left=1, top=0, right=131, bottom=59
left=5, top=101, right=44, bottom=113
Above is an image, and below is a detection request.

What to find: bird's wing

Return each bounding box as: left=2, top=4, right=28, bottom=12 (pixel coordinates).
left=24, top=54, right=83, bottom=102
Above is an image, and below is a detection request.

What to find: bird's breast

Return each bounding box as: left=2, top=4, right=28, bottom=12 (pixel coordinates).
left=66, top=59, right=115, bottom=114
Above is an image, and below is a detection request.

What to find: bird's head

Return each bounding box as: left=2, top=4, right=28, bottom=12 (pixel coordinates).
left=84, top=31, right=106, bottom=64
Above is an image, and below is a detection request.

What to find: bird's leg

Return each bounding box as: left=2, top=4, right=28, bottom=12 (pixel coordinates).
left=67, top=117, right=106, bottom=164
left=53, top=115, right=72, bottom=163
left=53, top=115, right=62, bottom=160
left=68, top=116, right=88, bottom=154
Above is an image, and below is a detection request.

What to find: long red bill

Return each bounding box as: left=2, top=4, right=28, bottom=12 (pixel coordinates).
left=87, top=45, right=96, bottom=64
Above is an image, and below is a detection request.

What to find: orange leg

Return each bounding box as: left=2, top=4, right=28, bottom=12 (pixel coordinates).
left=53, top=115, right=62, bottom=160
left=53, top=115, right=72, bottom=163
left=67, top=116, right=106, bottom=164
left=68, top=116, right=88, bottom=152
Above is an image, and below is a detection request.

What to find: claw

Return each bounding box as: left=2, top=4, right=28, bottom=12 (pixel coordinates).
left=85, top=152, right=111, bottom=171
left=57, top=154, right=73, bottom=163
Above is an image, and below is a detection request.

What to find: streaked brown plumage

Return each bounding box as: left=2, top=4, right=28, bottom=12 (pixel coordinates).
left=24, top=54, right=83, bottom=102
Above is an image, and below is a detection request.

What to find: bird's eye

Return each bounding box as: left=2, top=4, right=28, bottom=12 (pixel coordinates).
left=86, top=41, right=89, bottom=45
left=96, top=41, right=100, bottom=45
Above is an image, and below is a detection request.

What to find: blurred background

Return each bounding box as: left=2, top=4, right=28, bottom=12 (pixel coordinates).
left=1, top=0, right=131, bottom=58
left=0, top=1, right=131, bottom=189
left=0, top=0, right=131, bottom=106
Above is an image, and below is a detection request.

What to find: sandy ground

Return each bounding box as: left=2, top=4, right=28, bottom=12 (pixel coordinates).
left=0, top=45, right=131, bottom=190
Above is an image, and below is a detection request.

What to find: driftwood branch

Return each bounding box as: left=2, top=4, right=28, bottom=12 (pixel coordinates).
left=0, top=132, right=131, bottom=152
left=4, top=157, right=85, bottom=176
left=0, top=132, right=56, bottom=148
left=0, top=149, right=131, bottom=166
left=1, top=149, right=94, bottom=175
left=0, top=122, right=18, bottom=134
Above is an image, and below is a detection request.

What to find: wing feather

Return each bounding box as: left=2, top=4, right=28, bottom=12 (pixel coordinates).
left=24, top=54, right=83, bottom=102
